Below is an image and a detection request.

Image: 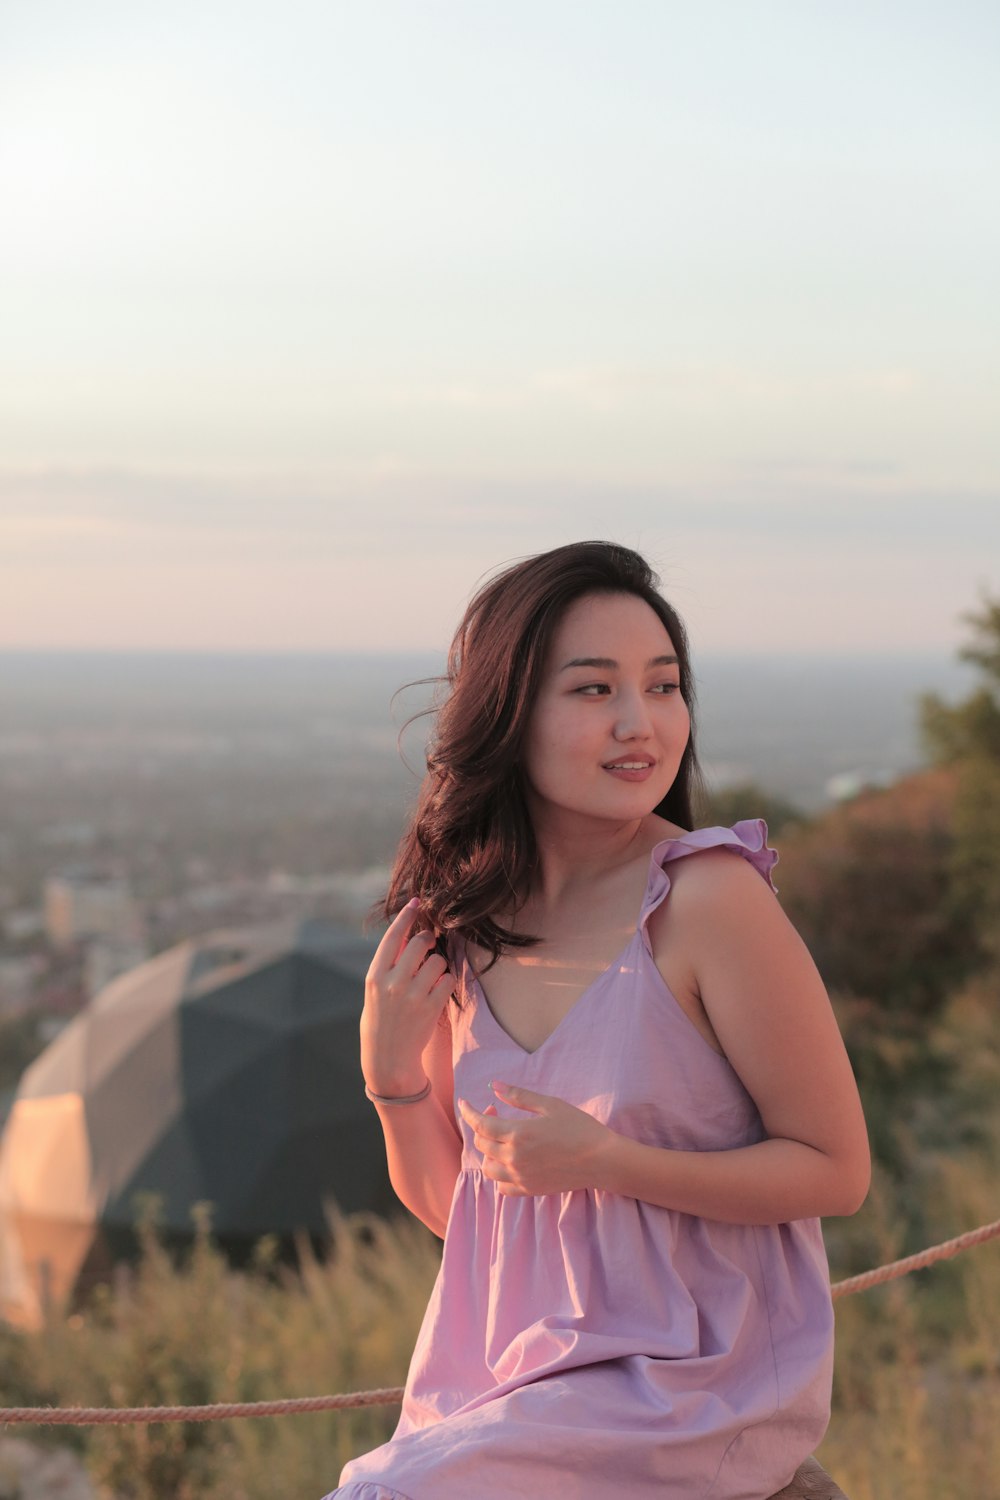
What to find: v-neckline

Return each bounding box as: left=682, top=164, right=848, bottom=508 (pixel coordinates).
left=464, top=835, right=674, bottom=1058
left=467, top=935, right=638, bottom=1058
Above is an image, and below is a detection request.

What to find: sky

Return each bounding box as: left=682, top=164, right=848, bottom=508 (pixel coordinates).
left=1, top=1, right=998, bottom=655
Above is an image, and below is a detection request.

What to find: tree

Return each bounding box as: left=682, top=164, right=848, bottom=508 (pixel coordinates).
left=773, top=769, right=984, bottom=1185
left=699, top=782, right=804, bottom=839
left=920, top=591, right=1000, bottom=960
left=778, top=803, right=974, bottom=1019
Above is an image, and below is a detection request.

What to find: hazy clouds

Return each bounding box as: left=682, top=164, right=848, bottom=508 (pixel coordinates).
left=2, top=2, right=997, bottom=653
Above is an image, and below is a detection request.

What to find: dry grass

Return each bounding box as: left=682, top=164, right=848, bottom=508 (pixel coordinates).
left=819, top=1163, right=1000, bottom=1499
left=7, top=1203, right=442, bottom=1500
left=1, top=1166, right=997, bottom=1499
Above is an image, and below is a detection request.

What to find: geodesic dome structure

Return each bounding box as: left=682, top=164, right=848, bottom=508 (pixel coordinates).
left=0, top=917, right=391, bottom=1322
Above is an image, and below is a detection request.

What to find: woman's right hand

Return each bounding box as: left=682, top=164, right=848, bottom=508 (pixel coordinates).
left=360, top=899, right=457, bottom=1097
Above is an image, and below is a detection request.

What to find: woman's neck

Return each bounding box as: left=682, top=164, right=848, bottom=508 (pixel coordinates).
left=522, top=811, right=668, bottom=912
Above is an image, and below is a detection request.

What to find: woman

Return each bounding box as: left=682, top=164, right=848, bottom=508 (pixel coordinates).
left=322, top=540, right=870, bottom=1500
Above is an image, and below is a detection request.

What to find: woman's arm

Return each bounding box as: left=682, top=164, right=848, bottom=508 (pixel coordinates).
left=460, top=850, right=871, bottom=1224
left=640, top=847, right=872, bottom=1219
left=361, top=903, right=463, bottom=1238
left=369, top=1008, right=463, bottom=1239
left=592, top=1132, right=867, bottom=1224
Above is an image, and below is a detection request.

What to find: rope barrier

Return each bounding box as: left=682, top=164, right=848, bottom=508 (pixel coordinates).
left=829, top=1214, right=1000, bottom=1299
left=0, top=1390, right=406, bottom=1426
left=1, top=1216, right=998, bottom=1427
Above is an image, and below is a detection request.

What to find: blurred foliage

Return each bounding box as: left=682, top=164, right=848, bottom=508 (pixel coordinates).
left=771, top=594, right=1000, bottom=1191
left=1, top=1159, right=998, bottom=1500
left=819, top=1158, right=1000, bottom=1500
left=699, top=782, right=805, bottom=839
left=3, top=1201, right=440, bottom=1500
left=920, top=590, right=1000, bottom=959
left=779, top=813, right=979, bottom=1019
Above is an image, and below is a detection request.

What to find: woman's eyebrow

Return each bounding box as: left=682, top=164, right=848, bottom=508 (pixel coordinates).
left=559, top=654, right=679, bottom=671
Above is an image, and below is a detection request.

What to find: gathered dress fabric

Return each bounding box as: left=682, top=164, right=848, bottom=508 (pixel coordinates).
left=323, top=821, right=834, bottom=1500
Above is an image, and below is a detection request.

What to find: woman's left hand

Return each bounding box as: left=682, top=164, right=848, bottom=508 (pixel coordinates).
left=457, top=1083, right=613, bottom=1196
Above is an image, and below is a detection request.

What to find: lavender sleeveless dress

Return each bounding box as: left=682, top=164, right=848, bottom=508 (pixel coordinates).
left=324, top=822, right=834, bottom=1500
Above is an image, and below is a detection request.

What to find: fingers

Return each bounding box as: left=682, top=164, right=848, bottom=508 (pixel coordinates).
left=369, top=899, right=455, bottom=997
left=488, top=1081, right=549, bottom=1115
left=372, top=897, right=422, bottom=972
left=398, top=927, right=448, bottom=984
left=457, top=1097, right=510, bottom=1146
left=457, top=1099, right=528, bottom=1189
left=457, top=1089, right=559, bottom=1130
left=412, top=946, right=447, bottom=982
left=429, top=967, right=458, bottom=1001
left=457, top=1097, right=495, bottom=1134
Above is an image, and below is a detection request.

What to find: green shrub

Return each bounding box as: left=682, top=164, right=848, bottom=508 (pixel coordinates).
left=25, top=1201, right=441, bottom=1500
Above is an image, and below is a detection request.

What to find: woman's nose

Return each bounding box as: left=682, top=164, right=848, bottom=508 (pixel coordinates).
left=613, top=690, right=654, bottom=739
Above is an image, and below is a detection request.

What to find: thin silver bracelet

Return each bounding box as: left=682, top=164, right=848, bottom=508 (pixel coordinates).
left=364, top=1078, right=433, bottom=1106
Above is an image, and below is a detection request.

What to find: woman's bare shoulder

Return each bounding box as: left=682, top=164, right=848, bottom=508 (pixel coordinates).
left=648, top=842, right=779, bottom=959
left=667, top=842, right=775, bottom=905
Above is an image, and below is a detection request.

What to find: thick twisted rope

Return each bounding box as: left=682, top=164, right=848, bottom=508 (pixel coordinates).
left=0, top=1389, right=406, bottom=1426
left=1, top=1216, right=997, bottom=1427
left=829, top=1213, right=1000, bottom=1298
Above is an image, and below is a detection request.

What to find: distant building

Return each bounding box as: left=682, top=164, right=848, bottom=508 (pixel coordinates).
left=1, top=909, right=46, bottom=943
left=0, top=957, right=39, bottom=1015
left=43, top=872, right=144, bottom=951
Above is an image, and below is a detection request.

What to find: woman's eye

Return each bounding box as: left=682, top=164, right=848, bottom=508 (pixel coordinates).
left=575, top=682, right=680, bottom=696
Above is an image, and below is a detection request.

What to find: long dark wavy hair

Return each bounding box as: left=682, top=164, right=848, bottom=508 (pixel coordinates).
left=376, top=540, right=706, bottom=980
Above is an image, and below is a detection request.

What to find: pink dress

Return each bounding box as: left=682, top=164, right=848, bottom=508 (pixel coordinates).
left=324, top=821, right=834, bottom=1500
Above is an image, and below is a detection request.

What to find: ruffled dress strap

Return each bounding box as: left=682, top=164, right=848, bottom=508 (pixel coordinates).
left=327, top=1484, right=417, bottom=1500
left=639, top=818, right=779, bottom=957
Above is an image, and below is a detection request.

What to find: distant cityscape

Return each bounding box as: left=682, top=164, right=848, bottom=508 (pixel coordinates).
left=0, top=647, right=975, bottom=1073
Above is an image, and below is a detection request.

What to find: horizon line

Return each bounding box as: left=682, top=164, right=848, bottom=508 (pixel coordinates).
left=0, top=644, right=970, bottom=662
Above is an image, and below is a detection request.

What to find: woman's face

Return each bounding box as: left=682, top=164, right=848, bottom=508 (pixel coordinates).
left=520, top=591, right=691, bottom=830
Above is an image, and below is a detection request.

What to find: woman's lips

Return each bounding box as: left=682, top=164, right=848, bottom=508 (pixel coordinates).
left=602, top=763, right=655, bottom=782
